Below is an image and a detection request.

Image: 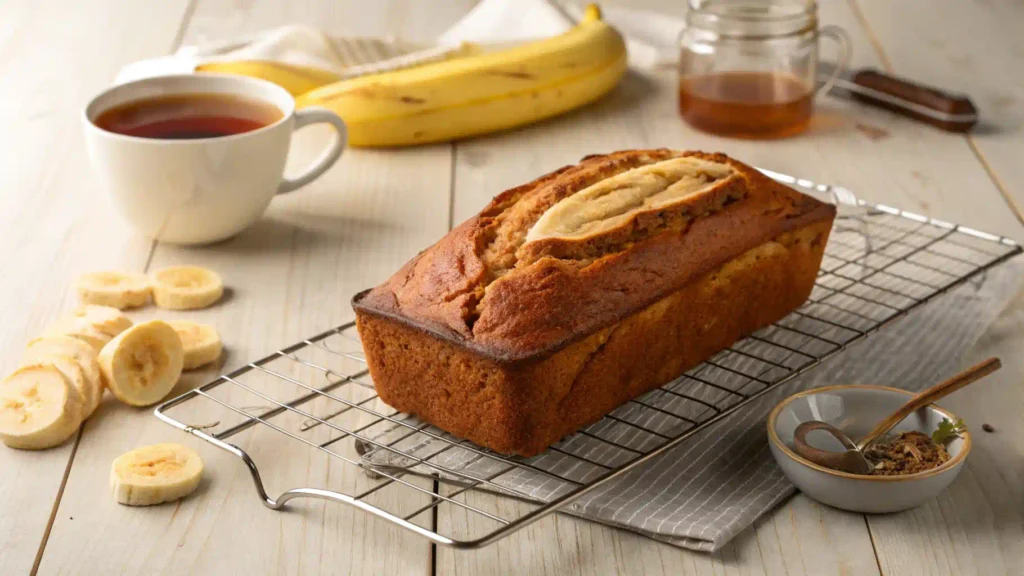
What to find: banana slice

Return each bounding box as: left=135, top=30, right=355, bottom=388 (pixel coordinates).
left=0, top=364, right=83, bottom=449
left=76, top=271, right=152, bottom=309
left=37, top=356, right=100, bottom=419
left=23, top=334, right=102, bottom=401
left=45, top=322, right=111, bottom=352
left=45, top=305, right=133, bottom=353
left=168, top=321, right=223, bottom=370
left=151, top=266, right=224, bottom=310
left=110, top=443, right=203, bottom=506
left=67, top=305, right=132, bottom=337
left=99, top=320, right=184, bottom=407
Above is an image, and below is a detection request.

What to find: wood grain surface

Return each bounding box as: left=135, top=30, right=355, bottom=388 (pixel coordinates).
left=0, top=1, right=191, bottom=573
left=1, top=0, right=1021, bottom=574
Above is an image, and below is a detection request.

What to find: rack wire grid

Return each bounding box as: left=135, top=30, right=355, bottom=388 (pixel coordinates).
left=156, top=169, right=1021, bottom=549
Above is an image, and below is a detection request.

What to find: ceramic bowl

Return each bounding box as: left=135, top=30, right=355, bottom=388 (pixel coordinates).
left=767, top=385, right=970, bottom=513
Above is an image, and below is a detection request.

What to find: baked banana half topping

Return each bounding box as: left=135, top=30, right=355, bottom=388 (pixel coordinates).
left=527, top=156, right=736, bottom=242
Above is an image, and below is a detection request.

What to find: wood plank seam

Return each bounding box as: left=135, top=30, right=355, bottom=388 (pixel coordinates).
left=447, top=144, right=458, bottom=231
left=29, top=2, right=197, bottom=571
left=142, top=238, right=159, bottom=272
left=965, top=138, right=1024, bottom=227
left=843, top=2, right=939, bottom=572
left=862, top=514, right=884, bottom=575
left=431, top=475, right=440, bottom=576
left=171, top=0, right=200, bottom=54
left=846, top=0, right=1024, bottom=228
left=846, top=0, right=894, bottom=71
left=29, top=430, right=84, bottom=576
left=845, top=2, right=1023, bottom=574
left=434, top=140, right=456, bottom=575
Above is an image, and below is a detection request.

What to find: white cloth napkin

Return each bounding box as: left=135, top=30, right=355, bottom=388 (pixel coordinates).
left=116, top=26, right=463, bottom=85
left=116, top=0, right=684, bottom=84
left=441, top=0, right=684, bottom=68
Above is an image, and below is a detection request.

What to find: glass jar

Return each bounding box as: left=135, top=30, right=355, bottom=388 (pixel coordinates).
left=678, top=0, right=849, bottom=139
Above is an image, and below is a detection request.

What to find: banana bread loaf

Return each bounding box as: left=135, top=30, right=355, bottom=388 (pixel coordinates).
left=353, top=150, right=835, bottom=456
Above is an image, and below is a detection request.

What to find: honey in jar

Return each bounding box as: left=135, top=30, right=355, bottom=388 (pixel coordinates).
left=679, top=72, right=814, bottom=139
left=677, top=0, right=850, bottom=139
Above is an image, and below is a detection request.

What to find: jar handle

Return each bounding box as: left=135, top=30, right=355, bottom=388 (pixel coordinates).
left=815, top=25, right=852, bottom=98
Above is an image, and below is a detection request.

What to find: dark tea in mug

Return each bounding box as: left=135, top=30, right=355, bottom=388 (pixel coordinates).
left=94, top=93, right=283, bottom=139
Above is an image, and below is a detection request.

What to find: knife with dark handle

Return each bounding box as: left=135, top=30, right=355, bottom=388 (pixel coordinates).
left=818, top=63, right=979, bottom=133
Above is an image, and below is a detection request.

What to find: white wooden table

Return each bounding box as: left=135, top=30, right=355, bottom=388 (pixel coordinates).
left=2, top=1, right=1022, bottom=574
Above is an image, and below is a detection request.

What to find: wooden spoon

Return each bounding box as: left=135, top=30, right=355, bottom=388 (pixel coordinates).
left=793, top=357, right=1001, bottom=474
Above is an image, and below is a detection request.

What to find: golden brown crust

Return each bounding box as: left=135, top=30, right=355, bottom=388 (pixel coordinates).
left=356, top=220, right=833, bottom=456
left=353, top=149, right=836, bottom=455
left=354, top=150, right=836, bottom=362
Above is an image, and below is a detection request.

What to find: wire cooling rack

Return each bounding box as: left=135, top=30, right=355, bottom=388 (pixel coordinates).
left=155, top=170, right=1020, bottom=549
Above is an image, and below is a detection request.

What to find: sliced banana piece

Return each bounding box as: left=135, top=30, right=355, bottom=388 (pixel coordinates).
left=110, top=443, right=203, bottom=506
left=45, top=305, right=133, bottom=354
left=67, top=305, right=132, bottom=337
left=76, top=271, right=152, bottom=309
left=25, top=335, right=104, bottom=394
left=168, top=321, right=223, bottom=370
left=37, top=356, right=100, bottom=419
left=99, top=320, right=184, bottom=407
left=0, top=364, right=83, bottom=450
left=151, top=266, right=224, bottom=310
left=45, top=322, right=111, bottom=352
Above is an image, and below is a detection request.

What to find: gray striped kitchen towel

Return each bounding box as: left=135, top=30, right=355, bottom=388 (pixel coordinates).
left=362, top=239, right=1023, bottom=553
left=555, top=256, right=1023, bottom=551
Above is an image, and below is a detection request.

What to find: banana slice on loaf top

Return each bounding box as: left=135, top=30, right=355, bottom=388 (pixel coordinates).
left=526, top=156, right=737, bottom=242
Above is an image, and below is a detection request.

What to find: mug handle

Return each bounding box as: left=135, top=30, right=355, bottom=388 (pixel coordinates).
left=815, top=25, right=852, bottom=98
left=277, top=107, right=347, bottom=195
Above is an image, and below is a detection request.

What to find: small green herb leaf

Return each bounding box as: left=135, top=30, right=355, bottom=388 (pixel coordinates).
left=932, top=418, right=967, bottom=445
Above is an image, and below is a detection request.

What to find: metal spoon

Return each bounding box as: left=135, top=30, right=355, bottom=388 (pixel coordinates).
left=792, top=357, right=1001, bottom=474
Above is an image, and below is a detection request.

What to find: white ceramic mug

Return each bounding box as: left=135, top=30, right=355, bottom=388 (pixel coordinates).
left=83, top=74, right=347, bottom=244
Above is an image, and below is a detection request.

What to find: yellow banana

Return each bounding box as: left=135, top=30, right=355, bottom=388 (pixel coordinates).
left=197, top=61, right=341, bottom=96
left=296, top=4, right=626, bottom=147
